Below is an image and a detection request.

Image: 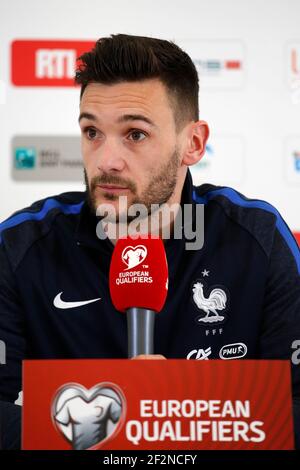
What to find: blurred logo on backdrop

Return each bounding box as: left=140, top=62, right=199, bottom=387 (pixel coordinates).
left=283, top=136, right=300, bottom=185
left=177, top=40, right=245, bottom=90
left=190, top=135, right=246, bottom=187
left=286, top=42, right=300, bottom=104
left=294, top=151, right=300, bottom=172
left=15, top=147, right=36, bottom=169
left=12, top=136, right=82, bottom=181
left=287, top=43, right=300, bottom=81
left=293, top=151, right=300, bottom=172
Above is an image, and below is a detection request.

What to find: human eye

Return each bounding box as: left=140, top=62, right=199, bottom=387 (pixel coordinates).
left=127, top=129, right=148, bottom=142
left=82, top=126, right=99, bottom=140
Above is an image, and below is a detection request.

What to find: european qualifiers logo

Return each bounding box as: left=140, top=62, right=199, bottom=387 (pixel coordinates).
left=121, top=245, right=148, bottom=270
left=113, top=245, right=152, bottom=285
left=52, top=382, right=126, bottom=450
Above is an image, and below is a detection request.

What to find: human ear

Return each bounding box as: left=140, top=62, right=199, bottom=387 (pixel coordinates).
left=181, top=120, right=210, bottom=167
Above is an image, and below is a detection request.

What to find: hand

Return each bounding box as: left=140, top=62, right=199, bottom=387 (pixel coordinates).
left=131, top=354, right=167, bottom=360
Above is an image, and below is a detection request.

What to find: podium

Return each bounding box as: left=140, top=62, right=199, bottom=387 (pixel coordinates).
left=22, top=359, right=294, bottom=450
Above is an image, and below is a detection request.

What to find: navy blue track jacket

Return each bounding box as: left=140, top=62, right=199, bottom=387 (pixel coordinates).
left=0, top=170, right=300, bottom=444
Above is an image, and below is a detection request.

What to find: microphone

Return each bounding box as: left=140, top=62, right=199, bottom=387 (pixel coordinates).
left=109, top=236, right=168, bottom=358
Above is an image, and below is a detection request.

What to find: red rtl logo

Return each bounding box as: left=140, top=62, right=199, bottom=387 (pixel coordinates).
left=11, top=40, right=96, bottom=86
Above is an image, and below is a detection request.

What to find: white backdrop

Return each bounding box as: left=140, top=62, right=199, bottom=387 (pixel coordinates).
left=0, top=0, right=299, bottom=235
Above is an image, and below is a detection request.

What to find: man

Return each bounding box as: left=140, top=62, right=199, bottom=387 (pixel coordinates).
left=0, top=34, right=299, bottom=449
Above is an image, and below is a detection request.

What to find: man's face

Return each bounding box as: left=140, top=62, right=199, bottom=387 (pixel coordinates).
left=79, top=79, right=183, bottom=220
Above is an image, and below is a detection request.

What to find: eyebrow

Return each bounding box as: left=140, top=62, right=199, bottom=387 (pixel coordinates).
left=78, top=112, right=156, bottom=127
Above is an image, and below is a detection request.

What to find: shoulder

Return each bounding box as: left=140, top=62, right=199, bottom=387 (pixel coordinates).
left=193, top=183, right=299, bottom=271
left=193, top=183, right=279, bottom=226
left=0, top=192, right=85, bottom=271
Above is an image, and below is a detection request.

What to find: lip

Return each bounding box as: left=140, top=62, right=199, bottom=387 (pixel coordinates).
left=96, top=184, right=130, bottom=194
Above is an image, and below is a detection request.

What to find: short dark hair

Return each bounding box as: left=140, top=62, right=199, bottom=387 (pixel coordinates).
left=75, top=34, right=199, bottom=130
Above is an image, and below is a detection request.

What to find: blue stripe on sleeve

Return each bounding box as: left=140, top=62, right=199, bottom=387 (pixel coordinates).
left=193, top=187, right=300, bottom=275
left=0, top=199, right=84, bottom=243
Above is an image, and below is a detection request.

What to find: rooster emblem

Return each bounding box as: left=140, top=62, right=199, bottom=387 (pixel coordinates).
left=192, top=282, right=227, bottom=323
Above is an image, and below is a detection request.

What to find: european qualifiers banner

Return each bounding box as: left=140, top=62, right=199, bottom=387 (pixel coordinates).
left=22, top=360, right=294, bottom=450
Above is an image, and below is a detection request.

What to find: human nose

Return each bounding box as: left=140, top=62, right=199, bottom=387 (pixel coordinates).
left=96, top=138, right=126, bottom=173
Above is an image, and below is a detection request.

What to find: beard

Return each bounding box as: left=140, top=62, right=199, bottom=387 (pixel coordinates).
left=84, top=147, right=181, bottom=223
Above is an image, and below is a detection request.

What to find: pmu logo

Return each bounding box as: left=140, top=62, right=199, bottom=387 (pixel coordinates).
left=121, top=245, right=147, bottom=270
left=219, top=343, right=247, bottom=360
left=11, top=40, right=95, bottom=86
left=52, top=382, right=126, bottom=450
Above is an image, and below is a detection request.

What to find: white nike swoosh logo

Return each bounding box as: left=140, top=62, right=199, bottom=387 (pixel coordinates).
left=53, top=292, right=101, bottom=309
